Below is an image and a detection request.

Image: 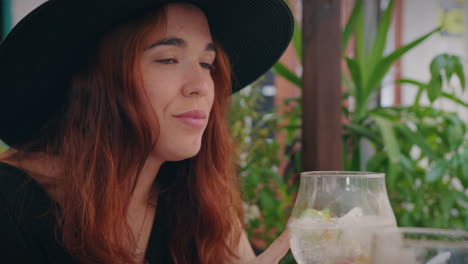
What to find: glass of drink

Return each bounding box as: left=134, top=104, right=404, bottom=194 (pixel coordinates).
left=370, top=227, right=468, bottom=264
left=288, top=171, right=397, bottom=264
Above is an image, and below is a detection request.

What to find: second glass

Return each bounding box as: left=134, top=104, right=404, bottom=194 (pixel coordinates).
left=371, top=227, right=468, bottom=264
left=289, top=171, right=397, bottom=264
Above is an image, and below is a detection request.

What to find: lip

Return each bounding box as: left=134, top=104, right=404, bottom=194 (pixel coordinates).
left=173, top=110, right=207, bottom=129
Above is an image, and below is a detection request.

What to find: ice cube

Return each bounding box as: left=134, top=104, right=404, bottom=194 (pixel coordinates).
left=338, top=207, right=364, bottom=226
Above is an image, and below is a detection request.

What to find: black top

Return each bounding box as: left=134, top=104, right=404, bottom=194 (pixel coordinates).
left=0, top=161, right=173, bottom=264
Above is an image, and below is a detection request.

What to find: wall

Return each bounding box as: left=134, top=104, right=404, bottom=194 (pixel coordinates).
left=400, top=0, right=468, bottom=120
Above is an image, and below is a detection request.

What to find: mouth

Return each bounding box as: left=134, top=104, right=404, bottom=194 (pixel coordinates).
left=173, top=110, right=208, bottom=129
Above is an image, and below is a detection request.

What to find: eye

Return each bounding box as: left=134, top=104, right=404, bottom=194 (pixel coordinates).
left=155, top=58, right=178, bottom=64
left=200, top=62, right=216, bottom=71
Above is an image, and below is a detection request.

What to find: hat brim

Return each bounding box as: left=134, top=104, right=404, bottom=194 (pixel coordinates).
left=0, top=0, right=293, bottom=146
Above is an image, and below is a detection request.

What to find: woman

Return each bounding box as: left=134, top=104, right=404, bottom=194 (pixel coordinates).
left=0, top=0, right=293, bottom=263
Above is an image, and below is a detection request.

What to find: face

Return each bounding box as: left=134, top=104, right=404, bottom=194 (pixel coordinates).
left=139, top=3, right=216, bottom=162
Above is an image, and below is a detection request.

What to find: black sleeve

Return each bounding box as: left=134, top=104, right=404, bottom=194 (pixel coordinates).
left=0, top=193, right=45, bottom=264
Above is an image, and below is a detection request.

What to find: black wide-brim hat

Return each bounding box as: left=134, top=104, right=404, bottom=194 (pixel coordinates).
left=0, top=0, right=293, bottom=146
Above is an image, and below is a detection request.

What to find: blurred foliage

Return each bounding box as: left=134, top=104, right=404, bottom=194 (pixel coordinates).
left=230, top=85, right=300, bottom=240
left=235, top=2, right=468, bottom=262
left=229, top=84, right=300, bottom=263
left=0, top=140, right=7, bottom=153
left=340, top=0, right=468, bottom=230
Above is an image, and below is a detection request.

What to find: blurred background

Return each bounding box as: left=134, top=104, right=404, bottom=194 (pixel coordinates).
left=2, top=1, right=468, bottom=263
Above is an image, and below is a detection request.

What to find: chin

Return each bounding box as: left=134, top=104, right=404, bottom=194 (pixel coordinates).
left=166, top=146, right=202, bottom=161
left=153, top=137, right=203, bottom=161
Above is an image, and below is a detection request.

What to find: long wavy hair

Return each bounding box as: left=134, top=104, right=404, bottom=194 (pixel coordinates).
left=1, top=4, right=244, bottom=264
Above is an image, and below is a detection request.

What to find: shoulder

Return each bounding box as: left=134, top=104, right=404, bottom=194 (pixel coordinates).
left=0, top=160, right=49, bottom=230
left=0, top=162, right=40, bottom=220
left=0, top=162, right=46, bottom=262
left=0, top=161, right=57, bottom=228
left=0, top=161, right=31, bottom=194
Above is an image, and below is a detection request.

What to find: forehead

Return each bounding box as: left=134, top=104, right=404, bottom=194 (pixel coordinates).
left=151, top=3, right=212, bottom=41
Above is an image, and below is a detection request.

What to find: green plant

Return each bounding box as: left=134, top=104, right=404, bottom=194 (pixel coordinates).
left=229, top=85, right=301, bottom=263
left=271, top=0, right=468, bottom=230
left=229, top=83, right=301, bottom=263
left=230, top=84, right=298, bottom=247
left=364, top=54, right=468, bottom=228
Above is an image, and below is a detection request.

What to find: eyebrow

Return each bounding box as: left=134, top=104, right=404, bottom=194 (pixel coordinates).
left=146, top=37, right=216, bottom=53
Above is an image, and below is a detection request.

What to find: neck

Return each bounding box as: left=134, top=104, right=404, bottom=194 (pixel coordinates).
left=130, top=155, right=164, bottom=208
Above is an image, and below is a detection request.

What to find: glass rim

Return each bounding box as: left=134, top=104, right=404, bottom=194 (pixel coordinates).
left=300, top=171, right=385, bottom=178
left=380, top=227, right=468, bottom=238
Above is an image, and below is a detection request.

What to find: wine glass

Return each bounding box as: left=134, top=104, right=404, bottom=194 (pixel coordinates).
left=370, top=227, right=468, bottom=264
left=288, top=171, right=397, bottom=264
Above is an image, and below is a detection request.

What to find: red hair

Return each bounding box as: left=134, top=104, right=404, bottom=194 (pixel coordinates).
left=1, top=5, right=244, bottom=264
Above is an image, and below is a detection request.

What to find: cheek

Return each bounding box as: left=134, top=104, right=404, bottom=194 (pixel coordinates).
left=141, top=77, right=175, bottom=115
left=208, top=83, right=215, bottom=109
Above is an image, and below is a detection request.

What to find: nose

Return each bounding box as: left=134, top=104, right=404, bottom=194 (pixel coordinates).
left=181, top=63, right=213, bottom=97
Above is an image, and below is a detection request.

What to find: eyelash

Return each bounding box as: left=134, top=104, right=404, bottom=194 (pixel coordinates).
left=156, top=58, right=177, bottom=64
left=200, top=62, right=216, bottom=71
left=155, top=59, right=216, bottom=71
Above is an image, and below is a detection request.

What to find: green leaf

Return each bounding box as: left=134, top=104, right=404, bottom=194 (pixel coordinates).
left=272, top=62, right=302, bottom=88
left=259, top=189, right=277, bottom=213
left=292, top=17, right=302, bottom=61
left=427, top=75, right=443, bottom=102
left=430, top=54, right=454, bottom=78
left=446, top=114, right=465, bottom=150
left=397, top=79, right=427, bottom=106
left=346, top=57, right=366, bottom=119
left=342, top=0, right=363, bottom=53
left=424, top=53, right=467, bottom=101
left=366, top=151, right=388, bottom=172
left=460, top=147, right=468, bottom=186
left=355, top=2, right=366, bottom=82
left=267, top=170, right=284, bottom=185
left=343, top=123, right=381, bottom=146
left=399, top=154, right=416, bottom=174
left=372, top=115, right=400, bottom=164
left=244, top=169, right=262, bottom=186
left=426, top=160, right=448, bottom=183
left=366, top=0, right=394, bottom=74
left=452, top=55, right=466, bottom=90
left=279, top=252, right=296, bottom=264
left=365, top=27, right=440, bottom=101
left=345, top=57, right=363, bottom=95
left=342, top=106, right=350, bottom=119
left=343, top=73, right=355, bottom=94
left=440, top=193, right=455, bottom=221
left=368, top=108, right=400, bottom=121
left=396, top=79, right=427, bottom=88
left=249, top=219, right=260, bottom=229
left=284, top=0, right=302, bottom=61
left=394, top=124, right=439, bottom=160
left=351, top=146, right=361, bottom=171
left=399, top=212, right=412, bottom=227
left=342, top=90, right=351, bottom=100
